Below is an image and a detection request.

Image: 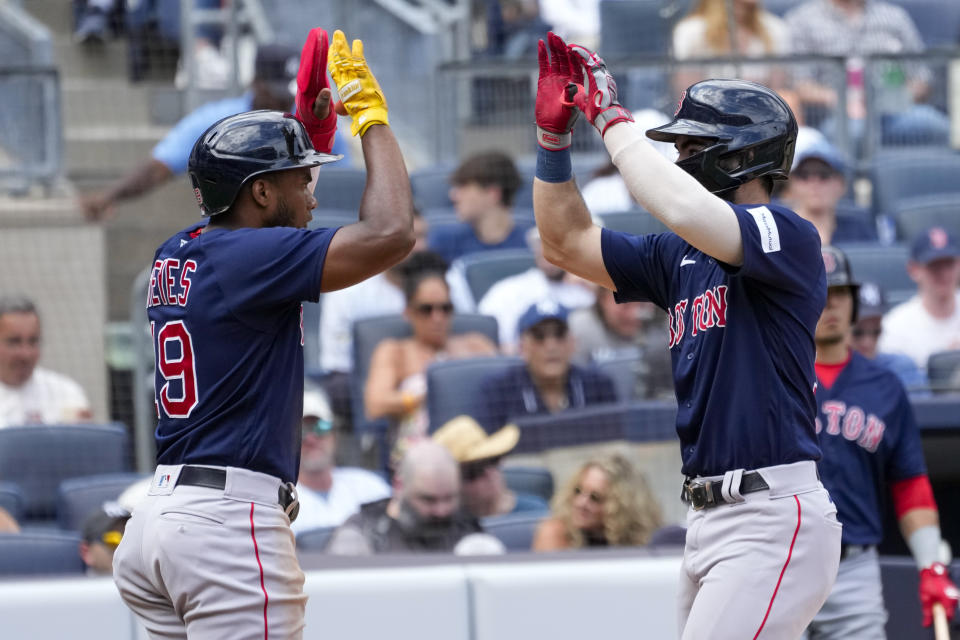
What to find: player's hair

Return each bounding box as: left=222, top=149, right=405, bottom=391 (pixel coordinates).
left=551, top=455, right=663, bottom=547
left=0, top=295, right=37, bottom=320
left=686, top=0, right=775, bottom=54
left=450, top=151, right=522, bottom=207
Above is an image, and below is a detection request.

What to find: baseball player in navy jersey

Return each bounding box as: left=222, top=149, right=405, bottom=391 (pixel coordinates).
left=112, top=28, right=415, bottom=640
left=532, top=33, right=841, bottom=639
left=804, top=246, right=959, bottom=639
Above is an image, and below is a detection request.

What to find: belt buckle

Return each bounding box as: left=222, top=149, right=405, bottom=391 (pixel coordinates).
left=683, top=481, right=712, bottom=511
left=279, top=482, right=300, bottom=523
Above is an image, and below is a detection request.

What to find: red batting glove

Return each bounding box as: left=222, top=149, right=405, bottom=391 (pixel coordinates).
left=919, top=562, right=960, bottom=627
left=567, top=43, right=634, bottom=137
left=535, top=31, right=581, bottom=151
left=295, top=27, right=338, bottom=153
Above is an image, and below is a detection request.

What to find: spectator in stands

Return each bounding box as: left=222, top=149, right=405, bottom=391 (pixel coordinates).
left=568, top=286, right=674, bottom=400
left=79, top=43, right=350, bottom=220
left=786, top=0, right=950, bottom=148
left=364, top=266, right=498, bottom=448
left=879, top=227, right=960, bottom=371
left=0, top=295, right=91, bottom=428
left=477, top=227, right=595, bottom=353
left=532, top=455, right=662, bottom=550
left=73, top=0, right=115, bottom=44
left=851, top=281, right=928, bottom=391
left=672, top=0, right=790, bottom=91
left=325, top=440, right=492, bottom=554
left=539, top=0, right=601, bottom=50
left=428, top=151, right=534, bottom=265
left=473, top=301, right=617, bottom=433
left=317, top=214, right=432, bottom=428
left=433, top=415, right=549, bottom=518
left=79, top=505, right=130, bottom=576
left=291, top=389, right=391, bottom=535
left=477, top=1, right=550, bottom=58
left=780, top=138, right=876, bottom=244
left=0, top=506, right=19, bottom=533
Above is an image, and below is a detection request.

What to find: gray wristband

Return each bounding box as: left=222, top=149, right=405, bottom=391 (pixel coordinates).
left=537, top=127, right=571, bottom=151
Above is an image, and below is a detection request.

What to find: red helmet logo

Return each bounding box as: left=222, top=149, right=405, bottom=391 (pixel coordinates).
left=675, top=90, right=687, bottom=117
left=822, top=250, right=837, bottom=274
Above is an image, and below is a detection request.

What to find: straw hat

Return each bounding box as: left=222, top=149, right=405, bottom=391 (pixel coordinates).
left=432, top=415, right=519, bottom=463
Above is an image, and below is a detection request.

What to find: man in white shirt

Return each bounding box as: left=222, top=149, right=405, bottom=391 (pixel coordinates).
left=0, top=295, right=91, bottom=428
left=879, top=226, right=960, bottom=371
left=291, top=388, right=391, bottom=535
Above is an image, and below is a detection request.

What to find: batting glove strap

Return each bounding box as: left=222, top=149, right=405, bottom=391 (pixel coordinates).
left=594, top=105, right=635, bottom=138
left=919, top=562, right=960, bottom=627
left=537, top=127, right=572, bottom=151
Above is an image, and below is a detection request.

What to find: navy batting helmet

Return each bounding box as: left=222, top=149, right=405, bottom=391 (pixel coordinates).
left=646, top=79, right=798, bottom=194
left=822, top=245, right=861, bottom=322
left=188, top=110, right=341, bottom=217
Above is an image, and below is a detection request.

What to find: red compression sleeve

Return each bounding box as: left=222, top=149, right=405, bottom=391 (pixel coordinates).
left=891, top=475, right=937, bottom=519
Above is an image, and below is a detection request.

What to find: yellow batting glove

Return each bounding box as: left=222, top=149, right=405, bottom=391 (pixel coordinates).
left=327, top=30, right=388, bottom=137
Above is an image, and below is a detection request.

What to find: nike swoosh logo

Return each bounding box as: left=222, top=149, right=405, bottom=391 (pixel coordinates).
left=681, top=257, right=696, bottom=267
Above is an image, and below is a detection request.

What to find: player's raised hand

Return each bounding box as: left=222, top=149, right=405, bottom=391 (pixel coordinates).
left=327, top=30, right=388, bottom=137
left=295, top=27, right=338, bottom=153
left=919, top=563, right=960, bottom=627
left=535, top=31, right=581, bottom=151
left=567, top=43, right=634, bottom=137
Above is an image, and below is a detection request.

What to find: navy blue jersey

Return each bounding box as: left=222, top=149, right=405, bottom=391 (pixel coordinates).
left=601, top=203, right=826, bottom=477
left=815, top=352, right=926, bottom=545
left=473, top=362, right=618, bottom=433
left=147, top=223, right=338, bottom=483
left=428, top=219, right=534, bottom=264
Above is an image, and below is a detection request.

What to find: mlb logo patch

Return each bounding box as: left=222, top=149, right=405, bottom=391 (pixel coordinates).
left=156, top=473, right=171, bottom=488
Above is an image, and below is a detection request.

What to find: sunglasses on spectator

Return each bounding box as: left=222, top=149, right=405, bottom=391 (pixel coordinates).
left=573, top=485, right=605, bottom=505
left=302, top=417, right=333, bottom=437
left=851, top=328, right=882, bottom=338
left=529, top=324, right=568, bottom=341
left=461, top=457, right=501, bottom=482
left=413, top=302, right=454, bottom=316
left=792, top=167, right=839, bottom=181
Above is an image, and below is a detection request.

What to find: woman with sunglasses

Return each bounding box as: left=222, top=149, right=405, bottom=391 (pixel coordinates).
left=532, top=454, right=663, bottom=550
left=365, top=266, right=498, bottom=449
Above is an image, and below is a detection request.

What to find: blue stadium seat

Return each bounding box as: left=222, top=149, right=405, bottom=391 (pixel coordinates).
left=0, top=483, right=24, bottom=523
left=926, top=350, right=960, bottom=393
left=870, top=150, right=960, bottom=216
left=411, top=165, right=455, bottom=210
left=481, top=512, right=547, bottom=552
left=891, top=194, right=960, bottom=242
left=0, top=424, right=132, bottom=521
left=887, top=0, right=960, bottom=48
left=308, top=209, right=356, bottom=231
left=0, top=531, right=85, bottom=576
left=425, top=355, right=521, bottom=431
left=56, top=472, right=148, bottom=532
left=458, top=248, right=536, bottom=305
left=648, top=524, right=687, bottom=547
left=295, top=526, right=337, bottom=552
left=502, top=466, right=555, bottom=503
left=599, top=210, right=670, bottom=236
left=835, top=243, right=916, bottom=305
left=312, top=168, right=367, bottom=211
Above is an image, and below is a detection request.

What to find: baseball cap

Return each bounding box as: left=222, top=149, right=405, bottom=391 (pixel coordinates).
left=791, top=138, right=845, bottom=174
left=81, top=504, right=130, bottom=547
left=302, top=389, right=333, bottom=435
left=254, top=43, right=299, bottom=99
left=857, top=281, right=888, bottom=320
left=433, top=415, right=520, bottom=463
left=910, top=226, right=960, bottom=264
left=516, top=300, right=569, bottom=335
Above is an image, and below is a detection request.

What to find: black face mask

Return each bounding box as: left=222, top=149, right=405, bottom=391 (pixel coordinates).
left=395, top=498, right=455, bottom=545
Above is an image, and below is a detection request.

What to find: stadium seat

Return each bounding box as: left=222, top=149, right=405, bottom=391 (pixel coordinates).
left=891, top=194, right=960, bottom=242
left=594, top=355, right=642, bottom=402
left=309, top=209, right=356, bottom=230
left=481, top=512, right=547, bottom=552
left=600, top=0, right=674, bottom=56
left=0, top=424, right=131, bottom=521
left=835, top=243, right=916, bottom=305
left=834, top=200, right=876, bottom=229
left=869, top=150, right=960, bottom=216
left=599, top=210, right=670, bottom=236
left=0, top=483, right=24, bottom=523
left=311, top=168, right=367, bottom=211
left=351, top=315, right=501, bottom=436
left=926, top=350, right=960, bottom=393
left=0, top=531, right=85, bottom=576
left=458, top=248, right=536, bottom=305
left=648, top=524, right=687, bottom=547
left=295, top=526, right=337, bottom=552
left=425, top=356, right=522, bottom=431
left=887, top=0, right=960, bottom=48
left=411, top=165, right=456, bottom=210
left=502, top=466, right=555, bottom=503
left=56, top=472, right=148, bottom=532
left=762, top=0, right=796, bottom=17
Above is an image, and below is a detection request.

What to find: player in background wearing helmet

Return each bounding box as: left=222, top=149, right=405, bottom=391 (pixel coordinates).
left=805, top=246, right=959, bottom=639
left=532, top=33, right=838, bottom=639
left=112, top=29, right=414, bottom=640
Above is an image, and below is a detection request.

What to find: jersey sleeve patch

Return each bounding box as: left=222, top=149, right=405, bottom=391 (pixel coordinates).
left=746, top=206, right=781, bottom=254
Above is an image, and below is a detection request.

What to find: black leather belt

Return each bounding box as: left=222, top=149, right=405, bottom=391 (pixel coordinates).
left=176, top=465, right=300, bottom=523
left=840, top=544, right=874, bottom=561
left=681, top=471, right=770, bottom=511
